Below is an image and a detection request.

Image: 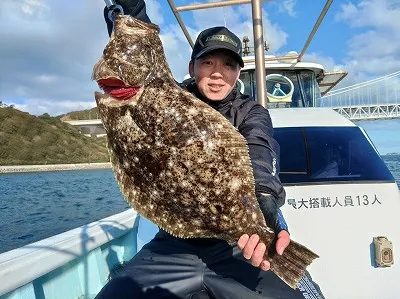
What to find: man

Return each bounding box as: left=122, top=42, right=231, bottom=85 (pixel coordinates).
left=96, top=1, right=324, bottom=298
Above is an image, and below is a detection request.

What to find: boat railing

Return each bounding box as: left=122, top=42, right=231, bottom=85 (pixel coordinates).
left=0, top=210, right=139, bottom=298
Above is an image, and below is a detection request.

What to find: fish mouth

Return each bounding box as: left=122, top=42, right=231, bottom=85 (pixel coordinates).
left=97, top=78, right=142, bottom=101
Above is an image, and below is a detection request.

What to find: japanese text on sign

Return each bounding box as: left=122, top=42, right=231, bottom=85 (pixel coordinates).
left=287, top=194, right=382, bottom=209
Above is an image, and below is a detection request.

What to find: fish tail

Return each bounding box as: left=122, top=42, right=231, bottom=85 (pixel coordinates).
left=269, top=240, right=319, bottom=289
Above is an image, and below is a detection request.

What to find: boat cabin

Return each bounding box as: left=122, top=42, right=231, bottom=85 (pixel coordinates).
left=237, top=53, right=347, bottom=108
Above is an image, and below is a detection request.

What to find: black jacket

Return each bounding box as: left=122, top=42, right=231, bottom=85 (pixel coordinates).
left=104, top=1, right=288, bottom=233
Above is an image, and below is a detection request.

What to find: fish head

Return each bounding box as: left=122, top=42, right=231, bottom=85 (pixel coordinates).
left=92, top=15, right=162, bottom=101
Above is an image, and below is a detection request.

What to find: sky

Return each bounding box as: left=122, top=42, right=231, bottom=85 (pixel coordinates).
left=1, top=0, right=399, bottom=153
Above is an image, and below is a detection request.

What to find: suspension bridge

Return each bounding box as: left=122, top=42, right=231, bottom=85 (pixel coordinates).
left=319, top=70, right=400, bottom=121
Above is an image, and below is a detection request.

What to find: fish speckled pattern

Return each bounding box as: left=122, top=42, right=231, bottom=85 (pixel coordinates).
left=92, top=15, right=318, bottom=288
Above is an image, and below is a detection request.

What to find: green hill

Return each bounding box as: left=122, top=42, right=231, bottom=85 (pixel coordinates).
left=58, top=107, right=100, bottom=121
left=0, top=107, right=109, bottom=165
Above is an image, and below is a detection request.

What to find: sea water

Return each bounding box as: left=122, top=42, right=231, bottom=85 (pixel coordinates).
left=0, top=169, right=127, bottom=254
left=0, top=156, right=399, bottom=254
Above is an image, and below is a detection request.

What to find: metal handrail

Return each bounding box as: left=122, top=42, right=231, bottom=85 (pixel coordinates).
left=251, top=0, right=267, bottom=107
left=244, top=55, right=299, bottom=63
left=298, top=0, right=333, bottom=62
left=175, top=0, right=271, bottom=12
left=166, top=0, right=195, bottom=47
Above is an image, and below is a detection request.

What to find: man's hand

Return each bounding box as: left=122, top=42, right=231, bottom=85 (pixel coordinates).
left=104, top=0, right=151, bottom=36
left=275, top=230, right=290, bottom=255
left=237, top=230, right=290, bottom=271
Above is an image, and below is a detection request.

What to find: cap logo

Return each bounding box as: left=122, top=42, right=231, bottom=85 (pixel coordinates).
left=205, top=35, right=238, bottom=48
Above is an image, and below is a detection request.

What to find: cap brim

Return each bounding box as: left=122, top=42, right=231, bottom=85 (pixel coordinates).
left=195, top=45, right=244, bottom=67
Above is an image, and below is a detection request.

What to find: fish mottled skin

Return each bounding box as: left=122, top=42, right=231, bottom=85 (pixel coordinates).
left=92, top=15, right=318, bottom=288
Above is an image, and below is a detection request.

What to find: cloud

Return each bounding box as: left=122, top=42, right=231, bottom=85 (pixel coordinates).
left=259, top=10, right=289, bottom=53
left=307, top=0, right=400, bottom=99
left=190, top=4, right=288, bottom=54
left=312, top=0, right=400, bottom=106
left=335, top=0, right=400, bottom=29
left=1, top=0, right=291, bottom=116
left=34, top=74, right=57, bottom=84
left=303, top=52, right=345, bottom=73
left=0, top=1, right=110, bottom=116
left=20, top=0, right=49, bottom=16
left=0, top=0, right=195, bottom=116
left=160, top=25, right=193, bottom=81
left=334, top=0, right=400, bottom=79
left=145, top=0, right=164, bottom=25
left=1, top=0, right=50, bottom=18
left=14, top=98, right=96, bottom=117
left=278, top=0, right=297, bottom=17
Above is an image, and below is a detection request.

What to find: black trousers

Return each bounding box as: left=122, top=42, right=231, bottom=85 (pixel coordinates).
left=95, top=231, right=324, bottom=299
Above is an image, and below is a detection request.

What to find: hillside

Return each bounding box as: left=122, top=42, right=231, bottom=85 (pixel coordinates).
left=0, top=107, right=109, bottom=165
left=58, top=107, right=100, bottom=121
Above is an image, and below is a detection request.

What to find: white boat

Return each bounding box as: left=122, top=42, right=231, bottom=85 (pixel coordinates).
left=1, top=1, right=398, bottom=298
left=271, top=108, right=399, bottom=299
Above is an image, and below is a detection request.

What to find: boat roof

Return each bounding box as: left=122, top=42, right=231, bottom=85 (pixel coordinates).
left=242, top=55, right=325, bottom=73
left=318, top=71, right=348, bottom=95
left=269, top=108, right=356, bottom=128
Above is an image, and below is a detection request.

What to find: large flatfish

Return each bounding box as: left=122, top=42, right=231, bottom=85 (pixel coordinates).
left=92, top=15, right=318, bottom=288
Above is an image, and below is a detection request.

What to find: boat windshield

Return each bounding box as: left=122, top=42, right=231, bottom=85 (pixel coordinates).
left=237, top=69, right=322, bottom=108
left=274, top=126, right=395, bottom=185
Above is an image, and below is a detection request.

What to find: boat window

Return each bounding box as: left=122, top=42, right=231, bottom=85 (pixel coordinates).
left=297, top=71, right=322, bottom=107
left=240, top=69, right=320, bottom=107
left=274, top=127, right=394, bottom=185
left=274, top=128, right=308, bottom=183
left=238, top=71, right=253, bottom=96
left=282, top=72, right=305, bottom=107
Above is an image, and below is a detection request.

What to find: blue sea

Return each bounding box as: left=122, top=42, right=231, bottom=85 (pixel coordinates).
left=0, top=169, right=128, bottom=254
left=0, top=156, right=399, bottom=254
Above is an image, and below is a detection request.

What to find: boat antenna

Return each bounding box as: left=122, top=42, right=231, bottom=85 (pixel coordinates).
left=223, top=6, right=227, bottom=27
left=242, top=36, right=251, bottom=56
left=263, top=25, right=270, bottom=52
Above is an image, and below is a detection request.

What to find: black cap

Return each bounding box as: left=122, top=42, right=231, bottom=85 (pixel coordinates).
left=191, top=26, right=244, bottom=67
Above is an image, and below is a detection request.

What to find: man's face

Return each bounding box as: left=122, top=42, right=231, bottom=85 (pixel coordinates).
left=189, top=49, right=241, bottom=101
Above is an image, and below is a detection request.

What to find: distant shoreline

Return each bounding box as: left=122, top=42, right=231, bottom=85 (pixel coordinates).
left=0, top=163, right=112, bottom=174
left=0, top=153, right=397, bottom=174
